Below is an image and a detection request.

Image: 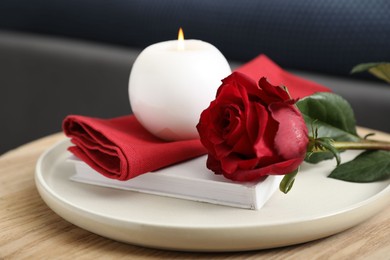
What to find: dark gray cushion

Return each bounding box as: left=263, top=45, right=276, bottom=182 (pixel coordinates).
left=0, top=0, right=389, bottom=76
left=0, top=32, right=136, bottom=154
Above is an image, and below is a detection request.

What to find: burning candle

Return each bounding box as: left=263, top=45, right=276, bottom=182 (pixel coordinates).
left=129, top=28, right=231, bottom=141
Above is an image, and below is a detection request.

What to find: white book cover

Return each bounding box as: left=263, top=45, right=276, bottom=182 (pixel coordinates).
left=69, top=155, right=282, bottom=210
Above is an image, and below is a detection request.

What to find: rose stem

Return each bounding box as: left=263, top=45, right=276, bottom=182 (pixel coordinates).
left=332, top=140, right=390, bottom=151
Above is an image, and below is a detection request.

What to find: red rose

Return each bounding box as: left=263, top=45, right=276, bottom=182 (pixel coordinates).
left=196, top=72, right=309, bottom=182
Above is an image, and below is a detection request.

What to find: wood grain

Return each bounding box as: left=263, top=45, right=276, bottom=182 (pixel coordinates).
left=1, top=129, right=389, bottom=259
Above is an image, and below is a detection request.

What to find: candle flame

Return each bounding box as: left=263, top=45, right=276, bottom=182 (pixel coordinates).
left=178, top=27, right=185, bottom=50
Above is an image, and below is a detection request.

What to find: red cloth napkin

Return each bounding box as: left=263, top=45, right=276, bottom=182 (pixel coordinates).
left=63, top=115, right=206, bottom=180
left=63, top=54, right=331, bottom=180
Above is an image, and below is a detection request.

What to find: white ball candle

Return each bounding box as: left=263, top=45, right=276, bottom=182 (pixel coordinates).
left=129, top=29, right=231, bottom=141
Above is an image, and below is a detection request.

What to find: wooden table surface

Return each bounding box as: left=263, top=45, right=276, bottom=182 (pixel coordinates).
left=1, top=128, right=390, bottom=259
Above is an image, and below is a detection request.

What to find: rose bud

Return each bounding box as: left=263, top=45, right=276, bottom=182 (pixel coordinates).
left=197, top=72, right=309, bottom=182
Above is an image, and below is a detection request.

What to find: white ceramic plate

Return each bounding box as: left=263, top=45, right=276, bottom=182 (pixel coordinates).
left=35, top=139, right=390, bottom=252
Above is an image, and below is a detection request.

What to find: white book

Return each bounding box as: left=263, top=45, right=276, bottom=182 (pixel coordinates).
left=69, top=155, right=282, bottom=210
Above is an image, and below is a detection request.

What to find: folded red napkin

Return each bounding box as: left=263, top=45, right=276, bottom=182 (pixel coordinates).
left=63, top=54, right=331, bottom=180
left=63, top=115, right=206, bottom=180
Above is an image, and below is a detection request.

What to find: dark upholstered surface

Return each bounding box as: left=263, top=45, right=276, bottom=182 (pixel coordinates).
left=0, top=32, right=135, bottom=154
left=0, top=0, right=389, bottom=76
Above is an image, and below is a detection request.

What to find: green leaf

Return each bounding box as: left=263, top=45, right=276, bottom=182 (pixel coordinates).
left=297, top=93, right=360, bottom=142
left=297, top=92, right=360, bottom=164
left=351, top=62, right=390, bottom=84
left=351, top=62, right=383, bottom=74
left=279, top=168, right=299, bottom=194
left=329, top=150, right=390, bottom=182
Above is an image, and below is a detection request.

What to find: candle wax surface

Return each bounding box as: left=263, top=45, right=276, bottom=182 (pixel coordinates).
left=129, top=39, right=231, bottom=141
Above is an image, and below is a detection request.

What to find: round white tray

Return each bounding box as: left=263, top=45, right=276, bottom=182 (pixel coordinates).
left=35, top=139, right=390, bottom=252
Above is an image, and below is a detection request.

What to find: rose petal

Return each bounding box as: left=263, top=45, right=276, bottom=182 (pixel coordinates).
left=206, top=155, right=223, bottom=175
left=223, top=157, right=303, bottom=182
left=251, top=103, right=276, bottom=158
left=223, top=104, right=242, bottom=141
left=269, top=102, right=308, bottom=160
left=219, top=153, right=259, bottom=174
left=258, top=77, right=291, bottom=103
left=219, top=155, right=239, bottom=174
left=220, top=72, right=259, bottom=97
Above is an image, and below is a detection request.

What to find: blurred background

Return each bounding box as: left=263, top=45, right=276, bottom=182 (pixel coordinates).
left=1, top=0, right=389, bottom=154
